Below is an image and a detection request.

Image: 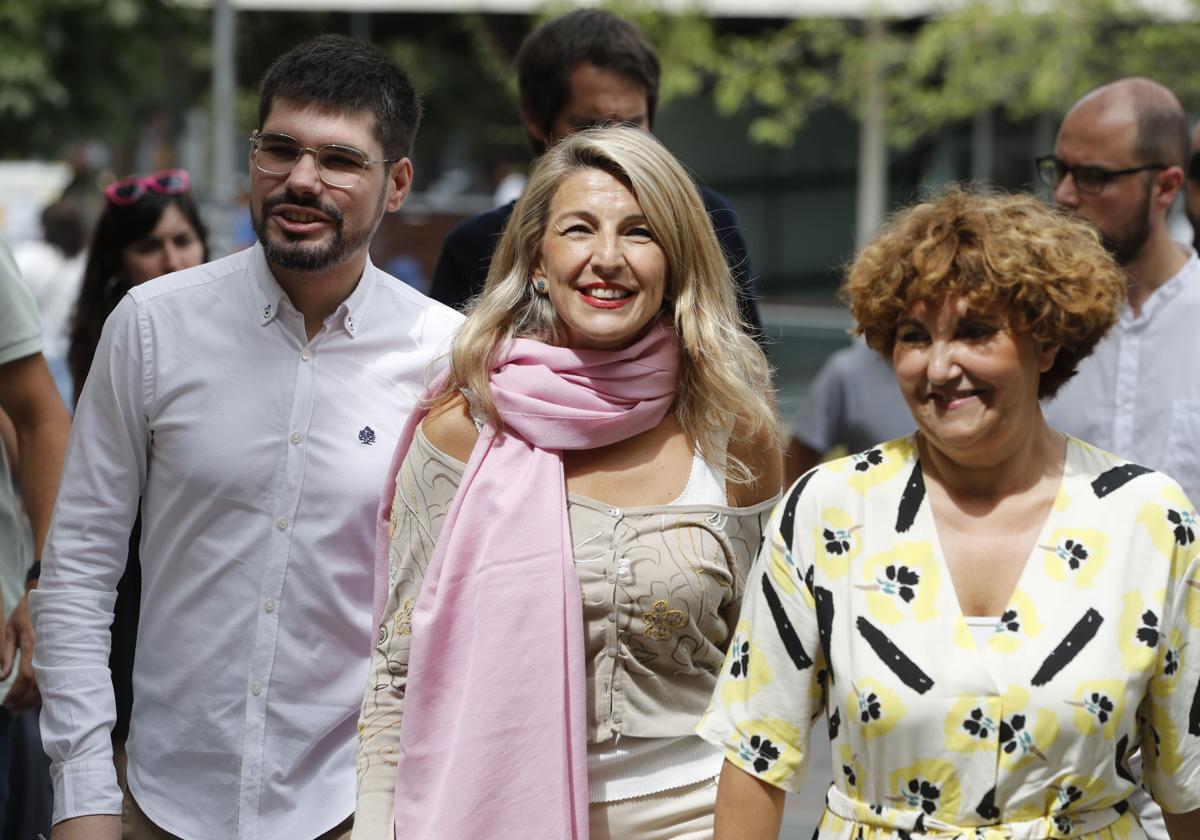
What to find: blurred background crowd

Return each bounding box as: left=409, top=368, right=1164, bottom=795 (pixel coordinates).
left=4, top=0, right=1200, bottom=835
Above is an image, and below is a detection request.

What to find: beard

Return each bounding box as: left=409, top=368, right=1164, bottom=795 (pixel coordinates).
left=1099, top=186, right=1153, bottom=266
left=252, top=188, right=378, bottom=273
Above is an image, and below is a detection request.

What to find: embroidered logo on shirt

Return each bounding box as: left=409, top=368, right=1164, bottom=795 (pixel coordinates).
left=358, top=426, right=376, bottom=445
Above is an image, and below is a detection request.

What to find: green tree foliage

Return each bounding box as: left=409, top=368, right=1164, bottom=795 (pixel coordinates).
left=0, top=0, right=210, bottom=158
left=624, top=0, right=1200, bottom=149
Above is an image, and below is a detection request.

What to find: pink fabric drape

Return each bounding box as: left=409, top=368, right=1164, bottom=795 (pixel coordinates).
left=371, top=321, right=680, bottom=839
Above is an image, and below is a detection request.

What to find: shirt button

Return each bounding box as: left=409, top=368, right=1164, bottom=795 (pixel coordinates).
left=607, top=648, right=617, bottom=658
left=300, top=349, right=313, bottom=361
left=265, top=598, right=276, bottom=613
left=607, top=508, right=620, bottom=518
left=606, top=573, right=617, bottom=585
left=606, top=612, right=616, bottom=622
left=613, top=682, right=623, bottom=692
left=250, top=681, right=263, bottom=696
left=290, top=432, right=303, bottom=445
left=276, top=516, right=289, bottom=530
left=612, top=713, right=623, bottom=723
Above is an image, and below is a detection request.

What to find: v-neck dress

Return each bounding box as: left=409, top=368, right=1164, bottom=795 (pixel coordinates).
left=697, top=435, right=1200, bottom=839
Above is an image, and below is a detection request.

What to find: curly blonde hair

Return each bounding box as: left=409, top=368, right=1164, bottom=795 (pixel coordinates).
left=842, top=185, right=1126, bottom=399
left=430, top=126, right=777, bottom=483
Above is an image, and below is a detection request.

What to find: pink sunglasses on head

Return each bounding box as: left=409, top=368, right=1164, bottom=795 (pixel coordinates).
left=104, top=168, right=191, bottom=206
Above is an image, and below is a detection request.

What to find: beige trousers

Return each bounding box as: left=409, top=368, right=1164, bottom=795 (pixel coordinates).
left=588, top=776, right=718, bottom=840
left=121, top=788, right=353, bottom=840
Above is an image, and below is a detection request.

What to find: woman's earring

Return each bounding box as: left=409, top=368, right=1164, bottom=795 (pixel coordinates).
left=534, top=280, right=547, bottom=293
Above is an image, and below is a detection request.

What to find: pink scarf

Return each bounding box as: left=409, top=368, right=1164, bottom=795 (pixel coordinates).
left=371, top=321, right=679, bottom=839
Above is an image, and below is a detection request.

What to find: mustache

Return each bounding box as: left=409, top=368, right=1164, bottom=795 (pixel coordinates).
left=262, top=189, right=343, bottom=224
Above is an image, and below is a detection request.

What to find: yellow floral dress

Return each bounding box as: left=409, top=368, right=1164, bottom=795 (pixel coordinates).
left=697, top=436, right=1200, bottom=839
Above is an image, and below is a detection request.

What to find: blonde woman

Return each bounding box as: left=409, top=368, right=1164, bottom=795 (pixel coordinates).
left=354, top=127, right=782, bottom=840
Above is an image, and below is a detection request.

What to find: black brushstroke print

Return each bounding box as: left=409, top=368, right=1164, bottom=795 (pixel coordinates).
left=762, top=572, right=813, bottom=670
left=1091, top=463, right=1154, bottom=498
left=856, top=617, right=935, bottom=694
left=895, top=461, right=925, bottom=533
left=1031, top=608, right=1103, bottom=686
left=1114, top=801, right=1129, bottom=816
left=1190, top=673, right=1200, bottom=736
left=1115, top=734, right=1136, bottom=784
left=779, top=470, right=815, bottom=553
left=976, top=787, right=1000, bottom=821
left=814, top=585, right=836, bottom=682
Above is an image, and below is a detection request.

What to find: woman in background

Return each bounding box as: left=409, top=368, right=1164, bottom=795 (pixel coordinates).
left=67, top=169, right=207, bottom=784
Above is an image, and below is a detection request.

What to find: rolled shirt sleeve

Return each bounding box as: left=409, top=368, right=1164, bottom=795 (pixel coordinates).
left=31, top=294, right=149, bottom=823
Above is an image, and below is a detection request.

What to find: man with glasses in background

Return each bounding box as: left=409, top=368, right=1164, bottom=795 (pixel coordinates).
left=1036, top=77, right=1194, bottom=840
left=32, top=35, right=460, bottom=840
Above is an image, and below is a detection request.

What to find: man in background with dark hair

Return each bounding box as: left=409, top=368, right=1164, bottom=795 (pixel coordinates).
left=429, top=8, right=765, bottom=344
left=32, top=35, right=460, bottom=840
left=1040, top=79, right=1198, bottom=506
left=1039, top=77, right=1194, bottom=840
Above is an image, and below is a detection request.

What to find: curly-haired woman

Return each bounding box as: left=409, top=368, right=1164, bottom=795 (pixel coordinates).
left=700, top=187, right=1200, bottom=839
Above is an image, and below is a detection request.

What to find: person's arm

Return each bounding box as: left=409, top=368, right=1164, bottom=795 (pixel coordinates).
left=727, top=411, right=784, bottom=509
left=51, top=815, right=120, bottom=840
left=30, top=295, right=148, bottom=831
left=0, top=408, right=18, bottom=470
left=784, top=349, right=850, bottom=485
left=713, top=760, right=786, bottom=840
left=1164, top=809, right=1200, bottom=839
left=783, top=436, right=823, bottom=486
left=0, top=351, right=70, bottom=712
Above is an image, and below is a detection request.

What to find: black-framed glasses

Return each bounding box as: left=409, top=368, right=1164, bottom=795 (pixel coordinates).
left=1035, top=155, right=1166, bottom=196
left=249, top=130, right=397, bottom=189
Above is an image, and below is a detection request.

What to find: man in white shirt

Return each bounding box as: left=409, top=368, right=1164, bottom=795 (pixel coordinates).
left=1038, top=77, right=1194, bottom=840
left=32, top=35, right=461, bottom=840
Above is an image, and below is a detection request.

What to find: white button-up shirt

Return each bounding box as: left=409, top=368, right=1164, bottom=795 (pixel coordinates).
left=31, top=244, right=461, bottom=839
left=1044, top=246, right=1200, bottom=506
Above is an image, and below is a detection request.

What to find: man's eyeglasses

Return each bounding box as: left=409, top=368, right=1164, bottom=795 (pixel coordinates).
left=250, top=131, right=397, bottom=189
left=1035, top=155, right=1166, bottom=196
left=104, top=169, right=191, bottom=206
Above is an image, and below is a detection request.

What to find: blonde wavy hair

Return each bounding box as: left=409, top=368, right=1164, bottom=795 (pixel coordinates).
left=430, top=126, right=777, bottom=483
left=842, top=185, right=1126, bottom=399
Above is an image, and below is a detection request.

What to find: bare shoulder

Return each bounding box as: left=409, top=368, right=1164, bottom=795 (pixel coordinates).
left=420, top=392, right=479, bottom=463
left=727, top=412, right=784, bottom=508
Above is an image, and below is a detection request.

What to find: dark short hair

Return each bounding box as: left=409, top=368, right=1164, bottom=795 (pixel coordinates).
left=258, top=34, right=422, bottom=160
left=1134, top=97, right=1190, bottom=170
left=516, top=10, right=660, bottom=145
